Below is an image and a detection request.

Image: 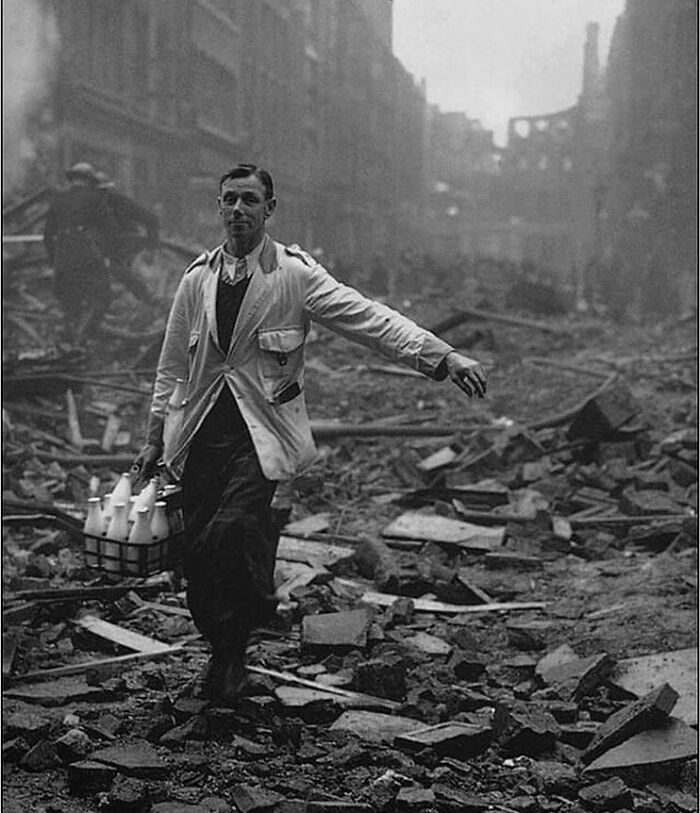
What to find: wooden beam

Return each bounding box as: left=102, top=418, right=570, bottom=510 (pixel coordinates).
left=247, top=665, right=399, bottom=711
left=74, top=615, right=172, bottom=654
left=9, top=645, right=184, bottom=684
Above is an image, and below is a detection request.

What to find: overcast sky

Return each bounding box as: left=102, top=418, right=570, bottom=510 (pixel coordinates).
left=393, top=0, right=626, bottom=145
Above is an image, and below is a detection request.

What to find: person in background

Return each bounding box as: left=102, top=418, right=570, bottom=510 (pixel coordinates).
left=133, top=161, right=488, bottom=705
left=94, top=170, right=160, bottom=306
left=43, top=162, right=120, bottom=342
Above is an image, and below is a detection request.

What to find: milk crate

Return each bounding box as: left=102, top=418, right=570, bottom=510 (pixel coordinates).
left=84, top=485, right=185, bottom=577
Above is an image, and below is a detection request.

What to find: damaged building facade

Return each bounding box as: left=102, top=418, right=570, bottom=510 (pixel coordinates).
left=29, top=0, right=425, bottom=273
left=7, top=0, right=696, bottom=314
left=597, top=0, right=697, bottom=317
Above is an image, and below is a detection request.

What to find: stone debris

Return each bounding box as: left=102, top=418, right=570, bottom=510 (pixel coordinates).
left=583, top=717, right=699, bottom=772
left=395, top=721, right=492, bottom=760
left=582, top=682, right=679, bottom=763
left=1, top=307, right=697, bottom=811
left=301, top=609, right=374, bottom=652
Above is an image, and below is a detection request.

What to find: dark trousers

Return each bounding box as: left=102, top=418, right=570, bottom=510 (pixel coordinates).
left=181, top=391, right=280, bottom=665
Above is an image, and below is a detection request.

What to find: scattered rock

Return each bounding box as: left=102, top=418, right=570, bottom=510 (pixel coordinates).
left=54, top=727, right=93, bottom=763
left=19, top=738, right=61, bottom=771
left=89, top=740, right=169, bottom=778
left=67, top=759, right=117, bottom=795
left=395, top=721, right=491, bottom=759
left=302, top=609, right=374, bottom=652
left=353, top=654, right=407, bottom=700
left=578, top=776, right=633, bottom=811
left=501, top=706, right=561, bottom=756
left=330, top=710, right=422, bottom=744
left=230, top=784, right=285, bottom=812
left=582, top=682, right=679, bottom=764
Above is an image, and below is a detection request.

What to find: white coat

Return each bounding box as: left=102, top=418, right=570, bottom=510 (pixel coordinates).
left=150, top=235, right=454, bottom=481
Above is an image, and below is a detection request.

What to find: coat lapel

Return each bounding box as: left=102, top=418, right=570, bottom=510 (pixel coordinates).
left=203, top=246, right=224, bottom=352
left=228, top=235, right=278, bottom=356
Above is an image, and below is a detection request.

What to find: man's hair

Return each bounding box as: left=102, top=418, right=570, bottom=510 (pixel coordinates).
left=219, top=163, right=274, bottom=200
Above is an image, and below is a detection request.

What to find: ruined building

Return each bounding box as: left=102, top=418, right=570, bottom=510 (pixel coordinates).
left=7, top=0, right=425, bottom=274
left=599, top=0, right=697, bottom=316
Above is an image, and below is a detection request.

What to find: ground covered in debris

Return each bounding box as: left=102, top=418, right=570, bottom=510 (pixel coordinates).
left=2, top=287, right=698, bottom=813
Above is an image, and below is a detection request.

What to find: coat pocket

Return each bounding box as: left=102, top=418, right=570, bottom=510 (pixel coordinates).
left=257, top=326, right=305, bottom=378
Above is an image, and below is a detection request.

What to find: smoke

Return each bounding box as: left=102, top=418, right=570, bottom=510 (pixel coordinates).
left=2, top=0, right=60, bottom=194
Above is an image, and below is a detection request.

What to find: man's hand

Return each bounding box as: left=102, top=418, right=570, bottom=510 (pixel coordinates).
left=132, top=443, right=161, bottom=488
left=445, top=351, right=488, bottom=398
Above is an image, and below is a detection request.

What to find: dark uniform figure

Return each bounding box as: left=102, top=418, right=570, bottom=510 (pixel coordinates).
left=94, top=171, right=160, bottom=305
left=43, top=162, right=120, bottom=341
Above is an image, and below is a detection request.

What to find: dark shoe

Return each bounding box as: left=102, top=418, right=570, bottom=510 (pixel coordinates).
left=216, top=657, right=247, bottom=706
left=180, top=656, right=224, bottom=701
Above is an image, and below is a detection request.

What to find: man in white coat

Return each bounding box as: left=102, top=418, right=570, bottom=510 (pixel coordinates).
left=134, top=162, right=487, bottom=704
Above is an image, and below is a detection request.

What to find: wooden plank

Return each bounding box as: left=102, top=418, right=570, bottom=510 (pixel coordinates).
left=333, top=579, right=545, bottom=615
left=283, top=513, right=331, bottom=537
left=10, top=645, right=184, bottom=684
left=610, top=648, right=697, bottom=727
left=277, top=535, right=355, bottom=567
left=74, top=615, right=172, bottom=654
left=382, top=512, right=505, bottom=551
left=247, top=665, right=399, bottom=711
left=100, top=414, right=121, bottom=453
left=65, top=388, right=84, bottom=450
left=2, top=631, right=19, bottom=678
left=275, top=561, right=326, bottom=602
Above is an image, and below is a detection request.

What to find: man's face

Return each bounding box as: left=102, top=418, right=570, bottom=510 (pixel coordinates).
left=218, top=175, right=276, bottom=246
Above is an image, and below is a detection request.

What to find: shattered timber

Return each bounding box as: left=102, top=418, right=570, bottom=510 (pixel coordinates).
left=2, top=248, right=698, bottom=811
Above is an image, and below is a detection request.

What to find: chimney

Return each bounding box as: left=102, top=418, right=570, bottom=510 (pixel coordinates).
left=582, top=21, right=600, bottom=99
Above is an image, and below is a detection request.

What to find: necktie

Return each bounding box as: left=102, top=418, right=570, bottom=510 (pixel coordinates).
left=222, top=255, right=248, bottom=287
left=234, top=256, right=247, bottom=284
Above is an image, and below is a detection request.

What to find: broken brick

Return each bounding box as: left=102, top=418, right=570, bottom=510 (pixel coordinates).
left=383, top=597, right=415, bottom=628
left=353, top=654, right=407, bottom=700
left=559, top=721, right=601, bottom=749
left=231, top=784, right=285, bottom=812
left=403, top=631, right=452, bottom=657
left=539, top=652, right=615, bottom=700
left=395, top=721, right=491, bottom=760
left=500, top=706, right=561, bottom=756
left=394, top=787, right=435, bottom=811
left=330, top=710, right=422, bottom=744
left=89, top=740, right=169, bottom=778
left=106, top=775, right=150, bottom=811
left=542, top=701, right=579, bottom=724
left=302, top=609, right=374, bottom=652
left=54, top=727, right=93, bottom=763
left=67, top=759, right=118, bottom=795
left=578, top=777, right=633, bottom=811
left=582, top=682, right=679, bottom=764
left=528, top=760, right=578, bottom=795
left=506, top=620, right=552, bottom=651
left=449, top=651, right=487, bottom=682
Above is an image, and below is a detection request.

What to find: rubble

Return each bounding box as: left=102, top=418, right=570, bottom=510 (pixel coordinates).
left=1, top=294, right=697, bottom=811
